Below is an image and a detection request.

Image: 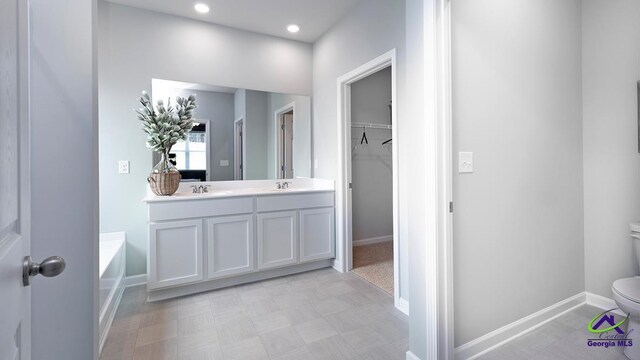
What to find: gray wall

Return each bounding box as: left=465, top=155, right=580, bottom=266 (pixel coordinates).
left=583, top=0, right=640, bottom=297
left=312, top=0, right=410, bottom=311
left=452, top=0, right=585, bottom=346
left=157, top=88, right=236, bottom=181
left=244, top=90, right=269, bottom=180
left=99, top=1, right=312, bottom=276
left=267, top=93, right=313, bottom=179
left=234, top=89, right=246, bottom=122
left=350, top=67, right=394, bottom=241
left=31, top=0, right=98, bottom=358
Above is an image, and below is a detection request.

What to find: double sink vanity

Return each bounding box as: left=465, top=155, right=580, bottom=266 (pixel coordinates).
left=143, top=179, right=335, bottom=301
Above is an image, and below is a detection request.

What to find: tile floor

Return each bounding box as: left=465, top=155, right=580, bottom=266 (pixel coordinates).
left=477, top=305, right=630, bottom=360
left=100, top=268, right=409, bottom=360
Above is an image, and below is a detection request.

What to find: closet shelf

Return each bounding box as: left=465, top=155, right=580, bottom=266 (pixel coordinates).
left=351, top=122, right=392, bottom=130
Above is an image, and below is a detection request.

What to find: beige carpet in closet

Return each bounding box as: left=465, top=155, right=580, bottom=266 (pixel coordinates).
left=352, top=241, right=394, bottom=294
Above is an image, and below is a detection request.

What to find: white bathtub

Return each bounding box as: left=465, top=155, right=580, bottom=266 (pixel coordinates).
left=99, top=232, right=126, bottom=355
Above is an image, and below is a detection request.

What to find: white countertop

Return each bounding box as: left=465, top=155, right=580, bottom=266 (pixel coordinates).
left=143, top=178, right=334, bottom=203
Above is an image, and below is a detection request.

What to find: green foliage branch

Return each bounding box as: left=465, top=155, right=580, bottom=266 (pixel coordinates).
left=135, top=91, right=197, bottom=154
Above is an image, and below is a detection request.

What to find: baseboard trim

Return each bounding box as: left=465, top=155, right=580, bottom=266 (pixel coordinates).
left=455, top=292, right=587, bottom=360
left=353, top=235, right=393, bottom=247
left=396, top=297, right=410, bottom=316
left=406, top=350, right=421, bottom=360
left=586, top=292, right=625, bottom=316
left=125, top=274, right=147, bottom=287
left=148, top=260, right=332, bottom=302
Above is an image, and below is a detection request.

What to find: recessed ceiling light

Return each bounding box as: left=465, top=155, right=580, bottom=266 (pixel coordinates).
left=287, top=24, right=300, bottom=33
left=194, top=3, right=210, bottom=14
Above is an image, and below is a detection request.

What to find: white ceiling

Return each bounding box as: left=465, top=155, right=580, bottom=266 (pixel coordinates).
left=104, top=0, right=361, bottom=43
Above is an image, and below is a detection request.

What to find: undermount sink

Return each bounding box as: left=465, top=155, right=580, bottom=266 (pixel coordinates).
left=265, top=187, right=311, bottom=192
left=206, top=190, right=233, bottom=195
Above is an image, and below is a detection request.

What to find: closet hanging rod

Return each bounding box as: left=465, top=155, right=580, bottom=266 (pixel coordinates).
left=351, top=122, right=392, bottom=130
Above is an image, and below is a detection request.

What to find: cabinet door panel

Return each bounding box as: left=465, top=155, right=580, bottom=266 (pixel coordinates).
left=207, top=215, right=254, bottom=279
left=300, top=208, right=335, bottom=262
left=257, top=211, right=298, bottom=269
left=149, top=220, right=203, bottom=289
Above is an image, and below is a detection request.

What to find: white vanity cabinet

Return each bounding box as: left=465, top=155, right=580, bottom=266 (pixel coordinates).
left=145, top=186, right=335, bottom=301
left=206, top=215, right=254, bottom=279
left=300, top=208, right=335, bottom=262
left=257, top=211, right=298, bottom=269
left=256, top=192, right=335, bottom=267
left=148, top=219, right=203, bottom=290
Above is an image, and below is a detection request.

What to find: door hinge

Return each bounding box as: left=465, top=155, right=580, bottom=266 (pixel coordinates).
left=349, top=182, right=353, bottom=189
left=449, top=201, right=454, bottom=213
left=281, top=124, right=285, bottom=130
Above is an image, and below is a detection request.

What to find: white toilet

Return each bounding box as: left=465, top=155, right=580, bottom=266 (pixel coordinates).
left=612, top=222, right=640, bottom=360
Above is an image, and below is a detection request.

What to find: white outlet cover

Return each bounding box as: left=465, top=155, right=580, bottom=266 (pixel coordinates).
left=458, top=152, right=473, bottom=173
left=220, top=160, right=229, bottom=167
left=118, top=160, right=130, bottom=174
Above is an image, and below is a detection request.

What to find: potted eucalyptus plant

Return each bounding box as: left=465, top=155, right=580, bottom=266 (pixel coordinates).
left=136, top=91, right=197, bottom=196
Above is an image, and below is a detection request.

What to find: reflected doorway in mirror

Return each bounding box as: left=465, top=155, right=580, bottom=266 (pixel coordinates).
left=274, top=102, right=295, bottom=179
left=234, top=117, right=244, bottom=180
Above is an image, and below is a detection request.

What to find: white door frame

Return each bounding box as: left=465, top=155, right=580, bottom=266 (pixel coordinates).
left=205, top=120, right=211, bottom=181
left=233, top=117, right=245, bottom=180
left=273, top=102, right=296, bottom=179
left=419, top=0, right=454, bottom=358
left=335, top=49, right=402, bottom=311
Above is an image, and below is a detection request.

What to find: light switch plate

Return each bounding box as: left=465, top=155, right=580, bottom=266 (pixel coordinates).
left=314, top=159, right=319, bottom=169
left=220, top=160, right=229, bottom=167
left=118, top=160, right=130, bottom=174
left=458, top=152, right=473, bottom=173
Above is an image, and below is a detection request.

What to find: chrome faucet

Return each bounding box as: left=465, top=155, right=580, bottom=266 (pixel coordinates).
left=276, top=181, right=290, bottom=190
left=190, top=184, right=211, bottom=194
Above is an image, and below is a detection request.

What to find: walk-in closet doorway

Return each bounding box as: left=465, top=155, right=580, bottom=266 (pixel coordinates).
left=349, top=67, right=395, bottom=296
left=336, top=50, right=404, bottom=313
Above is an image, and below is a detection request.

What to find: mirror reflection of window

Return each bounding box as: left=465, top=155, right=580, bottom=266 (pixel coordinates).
left=171, top=123, right=207, bottom=171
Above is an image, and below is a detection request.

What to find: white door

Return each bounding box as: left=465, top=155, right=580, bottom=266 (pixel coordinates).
left=1, top=0, right=31, bottom=358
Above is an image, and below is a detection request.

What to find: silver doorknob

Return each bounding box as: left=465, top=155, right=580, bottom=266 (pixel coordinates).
left=23, top=256, right=66, bottom=286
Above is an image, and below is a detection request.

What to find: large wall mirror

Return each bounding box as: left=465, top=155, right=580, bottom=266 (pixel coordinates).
left=152, top=79, right=312, bottom=181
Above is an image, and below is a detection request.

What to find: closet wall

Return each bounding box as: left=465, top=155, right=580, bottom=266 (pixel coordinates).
left=350, top=67, right=393, bottom=243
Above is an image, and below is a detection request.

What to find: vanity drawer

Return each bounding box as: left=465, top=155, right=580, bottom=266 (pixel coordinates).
left=149, top=197, right=254, bottom=221
left=256, top=192, right=334, bottom=212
